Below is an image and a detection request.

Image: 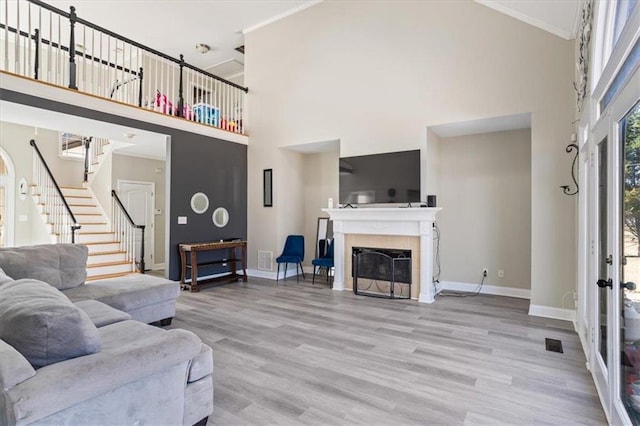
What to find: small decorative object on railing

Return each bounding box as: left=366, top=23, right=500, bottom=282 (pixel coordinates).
left=561, top=143, right=579, bottom=196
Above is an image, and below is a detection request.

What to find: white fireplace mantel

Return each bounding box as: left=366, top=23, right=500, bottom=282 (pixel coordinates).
left=322, top=207, right=442, bottom=303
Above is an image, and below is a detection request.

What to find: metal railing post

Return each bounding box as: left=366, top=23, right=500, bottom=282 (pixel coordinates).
left=138, top=66, right=144, bottom=107
left=177, top=54, right=184, bottom=117
left=33, top=28, right=40, bottom=79
left=68, top=6, right=77, bottom=89
left=139, top=226, right=146, bottom=273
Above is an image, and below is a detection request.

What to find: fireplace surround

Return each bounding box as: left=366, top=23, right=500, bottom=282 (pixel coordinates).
left=322, top=207, right=441, bottom=303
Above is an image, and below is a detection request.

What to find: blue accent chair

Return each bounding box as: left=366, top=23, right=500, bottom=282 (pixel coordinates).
left=312, top=238, right=334, bottom=286
left=276, top=235, right=305, bottom=282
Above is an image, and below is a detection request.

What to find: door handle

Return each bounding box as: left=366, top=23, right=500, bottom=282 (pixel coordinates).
left=623, top=282, right=637, bottom=291
left=606, top=255, right=613, bottom=265
left=597, top=279, right=613, bottom=288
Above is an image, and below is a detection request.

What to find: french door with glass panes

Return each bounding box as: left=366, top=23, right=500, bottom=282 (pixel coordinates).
left=592, top=92, right=640, bottom=424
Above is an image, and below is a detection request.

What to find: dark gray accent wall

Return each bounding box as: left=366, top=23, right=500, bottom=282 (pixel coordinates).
left=2, top=88, right=247, bottom=281
left=168, top=135, right=247, bottom=280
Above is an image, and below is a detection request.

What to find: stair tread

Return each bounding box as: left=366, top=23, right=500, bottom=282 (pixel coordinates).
left=87, top=260, right=132, bottom=268
left=60, top=186, right=87, bottom=190
left=75, top=213, right=102, bottom=216
left=70, top=204, right=97, bottom=207
left=77, top=231, right=114, bottom=235
left=87, top=272, right=138, bottom=281
left=65, top=195, right=93, bottom=199
left=83, top=241, right=120, bottom=245
left=88, top=250, right=126, bottom=255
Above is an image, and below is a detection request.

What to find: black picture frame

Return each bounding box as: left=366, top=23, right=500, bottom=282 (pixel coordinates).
left=263, top=169, right=273, bottom=207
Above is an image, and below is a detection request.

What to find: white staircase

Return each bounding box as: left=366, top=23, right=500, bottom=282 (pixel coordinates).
left=62, top=186, right=134, bottom=280
left=30, top=137, right=137, bottom=281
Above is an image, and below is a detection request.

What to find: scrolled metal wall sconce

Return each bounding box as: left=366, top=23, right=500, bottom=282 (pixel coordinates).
left=561, top=143, right=579, bottom=196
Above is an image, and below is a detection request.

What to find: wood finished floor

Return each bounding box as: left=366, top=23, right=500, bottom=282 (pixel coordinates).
left=167, top=276, right=605, bottom=426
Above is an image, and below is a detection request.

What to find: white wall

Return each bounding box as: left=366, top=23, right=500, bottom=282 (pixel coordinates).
left=439, top=129, right=531, bottom=290
left=245, top=0, right=576, bottom=310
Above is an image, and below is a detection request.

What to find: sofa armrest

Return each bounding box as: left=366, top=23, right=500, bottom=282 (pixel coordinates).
left=0, top=340, right=35, bottom=390
left=188, top=343, right=213, bottom=383
left=4, top=327, right=201, bottom=425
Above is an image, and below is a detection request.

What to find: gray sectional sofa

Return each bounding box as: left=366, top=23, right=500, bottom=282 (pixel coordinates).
left=0, top=244, right=214, bottom=425
left=0, top=244, right=179, bottom=324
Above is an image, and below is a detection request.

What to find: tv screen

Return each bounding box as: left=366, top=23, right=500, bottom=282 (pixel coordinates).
left=339, top=149, right=421, bottom=205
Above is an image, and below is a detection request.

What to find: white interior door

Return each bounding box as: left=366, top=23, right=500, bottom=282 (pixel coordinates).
left=118, top=180, right=154, bottom=270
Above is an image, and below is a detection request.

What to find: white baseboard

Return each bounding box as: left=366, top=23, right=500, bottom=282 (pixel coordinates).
left=150, top=263, right=165, bottom=271
left=439, top=281, right=531, bottom=299
left=528, top=304, right=576, bottom=322
left=247, top=268, right=305, bottom=281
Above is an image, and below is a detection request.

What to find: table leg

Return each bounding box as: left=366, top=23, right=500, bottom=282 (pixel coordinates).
left=241, top=244, right=248, bottom=282
left=190, top=251, right=199, bottom=292
left=180, top=247, right=187, bottom=286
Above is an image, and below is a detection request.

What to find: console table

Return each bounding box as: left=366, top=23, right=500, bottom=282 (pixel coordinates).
left=179, top=240, right=247, bottom=292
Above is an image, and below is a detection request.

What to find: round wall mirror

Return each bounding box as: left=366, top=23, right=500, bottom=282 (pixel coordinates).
left=212, top=207, right=229, bottom=228
left=190, top=192, right=209, bottom=214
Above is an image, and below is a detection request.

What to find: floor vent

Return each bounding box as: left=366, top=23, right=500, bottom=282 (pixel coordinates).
left=258, top=250, right=273, bottom=271
left=545, top=338, right=563, bottom=353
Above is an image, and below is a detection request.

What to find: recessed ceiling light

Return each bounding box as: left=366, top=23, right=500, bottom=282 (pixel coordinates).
left=124, top=133, right=136, bottom=139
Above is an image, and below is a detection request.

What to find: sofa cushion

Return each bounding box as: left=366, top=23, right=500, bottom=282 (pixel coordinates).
left=0, top=279, right=101, bottom=368
left=0, top=244, right=88, bottom=290
left=62, top=274, right=180, bottom=313
left=0, top=267, right=13, bottom=285
left=74, top=300, right=132, bottom=327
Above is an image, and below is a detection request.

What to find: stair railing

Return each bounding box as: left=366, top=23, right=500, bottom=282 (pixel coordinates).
left=30, top=139, right=81, bottom=243
left=82, top=136, right=92, bottom=183
left=1, top=0, right=248, bottom=134
left=111, top=190, right=145, bottom=273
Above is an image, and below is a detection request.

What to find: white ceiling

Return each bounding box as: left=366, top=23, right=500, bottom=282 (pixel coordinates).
left=45, top=0, right=319, bottom=80
left=36, top=0, right=582, bottom=85
left=0, top=100, right=168, bottom=160
left=475, top=0, right=583, bottom=40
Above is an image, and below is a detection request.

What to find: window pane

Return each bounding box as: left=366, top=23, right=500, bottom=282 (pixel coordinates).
left=614, top=0, right=638, bottom=47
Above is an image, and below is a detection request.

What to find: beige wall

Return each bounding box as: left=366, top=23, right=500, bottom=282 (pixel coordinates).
left=439, top=129, right=532, bottom=290
left=111, top=154, right=167, bottom=266
left=426, top=128, right=442, bottom=200
left=302, top=147, right=339, bottom=266
left=245, top=0, right=576, bottom=309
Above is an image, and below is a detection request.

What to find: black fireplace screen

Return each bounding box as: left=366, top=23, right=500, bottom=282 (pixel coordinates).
left=352, top=247, right=411, bottom=299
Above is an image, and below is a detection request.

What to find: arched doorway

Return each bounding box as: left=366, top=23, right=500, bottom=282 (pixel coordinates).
left=0, top=148, right=15, bottom=247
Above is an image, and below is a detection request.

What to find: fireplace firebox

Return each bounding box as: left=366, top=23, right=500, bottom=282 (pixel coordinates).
left=352, top=247, right=411, bottom=299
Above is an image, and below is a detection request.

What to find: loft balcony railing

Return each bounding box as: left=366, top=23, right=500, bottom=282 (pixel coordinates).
left=0, top=0, right=248, bottom=134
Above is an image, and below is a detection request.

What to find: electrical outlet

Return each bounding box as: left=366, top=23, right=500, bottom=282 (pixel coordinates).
left=498, top=269, right=504, bottom=278
left=482, top=268, right=488, bottom=277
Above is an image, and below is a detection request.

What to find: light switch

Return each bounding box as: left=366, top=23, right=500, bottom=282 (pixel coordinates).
left=19, top=215, right=28, bottom=222
left=155, top=208, right=162, bottom=215
left=178, top=216, right=187, bottom=224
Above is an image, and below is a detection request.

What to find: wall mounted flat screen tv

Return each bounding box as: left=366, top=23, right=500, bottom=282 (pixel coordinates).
left=339, top=149, right=421, bottom=205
